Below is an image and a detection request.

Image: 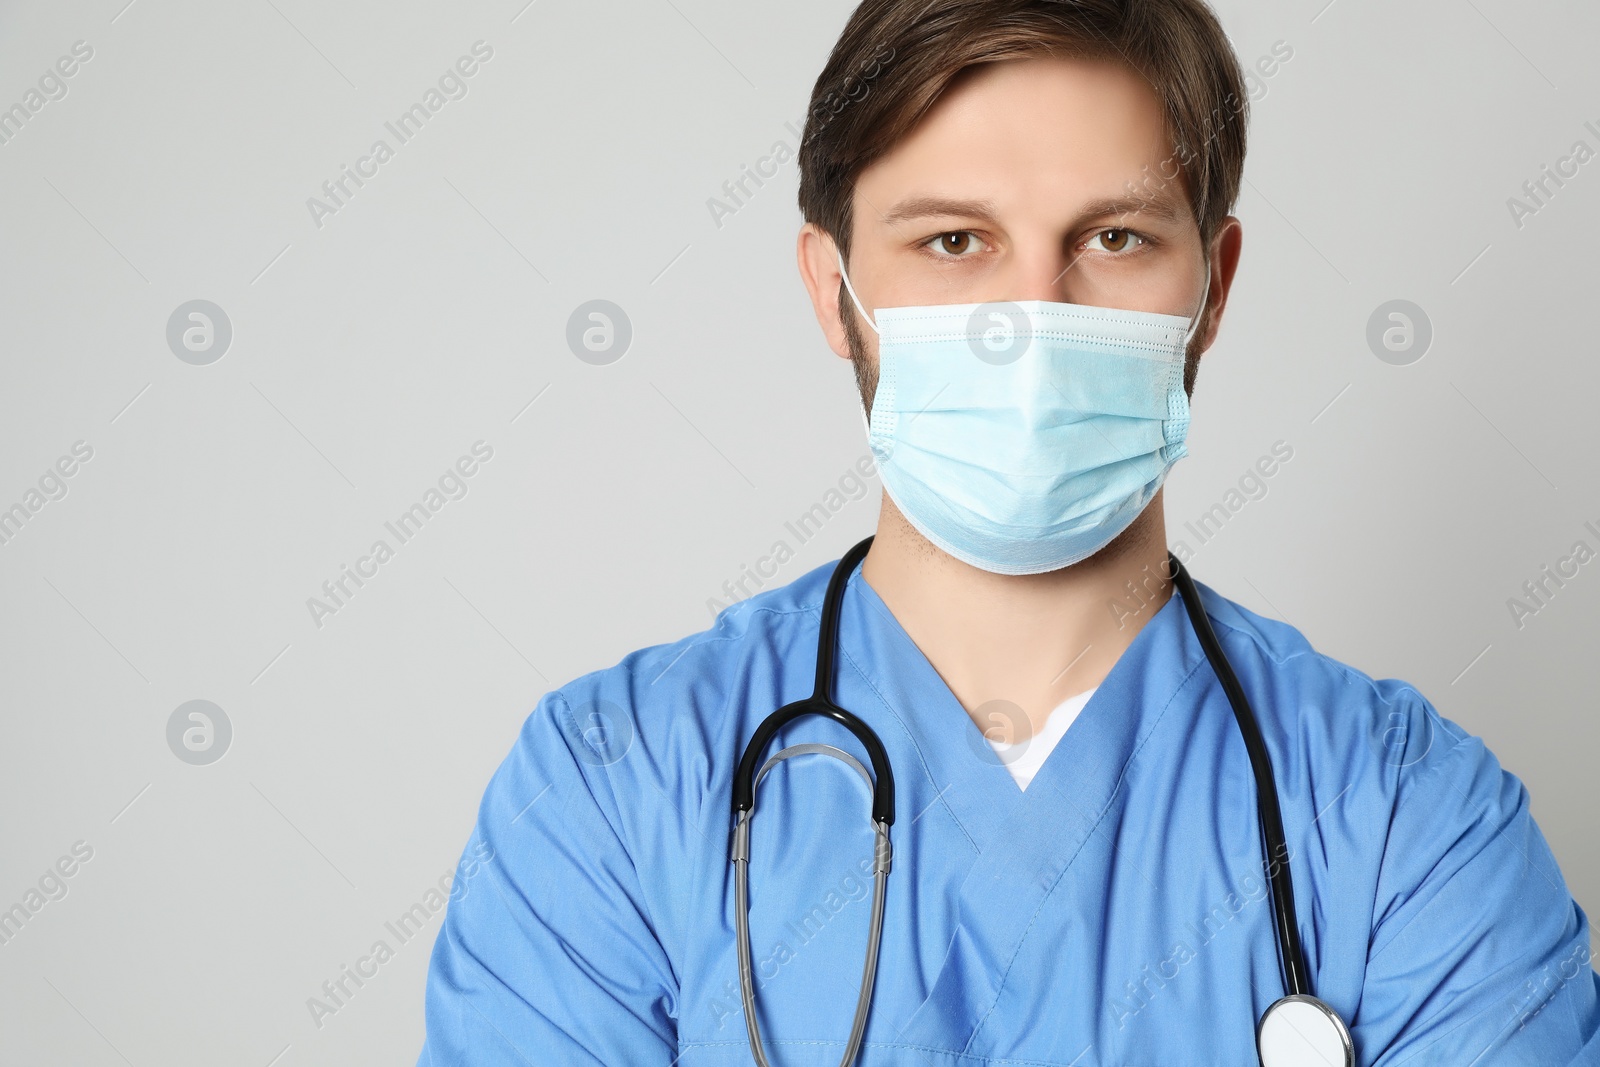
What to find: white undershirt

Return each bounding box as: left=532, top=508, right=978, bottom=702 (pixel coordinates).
left=983, top=687, right=1099, bottom=790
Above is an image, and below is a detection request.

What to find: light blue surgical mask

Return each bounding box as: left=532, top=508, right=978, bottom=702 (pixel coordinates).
left=838, top=247, right=1209, bottom=575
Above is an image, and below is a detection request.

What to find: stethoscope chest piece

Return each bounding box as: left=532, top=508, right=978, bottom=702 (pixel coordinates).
left=1256, top=994, right=1354, bottom=1067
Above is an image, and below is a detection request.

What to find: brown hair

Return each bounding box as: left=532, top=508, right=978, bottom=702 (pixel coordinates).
left=799, top=0, right=1249, bottom=398
left=799, top=0, right=1249, bottom=259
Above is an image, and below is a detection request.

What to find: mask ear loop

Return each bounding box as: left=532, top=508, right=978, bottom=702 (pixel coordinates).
left=1182, top=265, right=1212, bottom=350
left=835, top=245, right=880, bottom=437
left=836, top=246, right=881, bottom=337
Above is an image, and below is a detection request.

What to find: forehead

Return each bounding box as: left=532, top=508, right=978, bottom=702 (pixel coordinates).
left=854, top=55, right=1187, bottom=224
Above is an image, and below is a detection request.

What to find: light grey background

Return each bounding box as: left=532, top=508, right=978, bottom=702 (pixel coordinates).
left=1, top=0, right=1595, bottom=1063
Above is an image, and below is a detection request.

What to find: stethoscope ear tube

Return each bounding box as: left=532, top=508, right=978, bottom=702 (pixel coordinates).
left=731, top=537, right=895, bottom=825
left=1167, top=553, right=1311, bottom=1001
left=731, top=699, right=896, bottom=825
left=733, top=807, right=891, bottom=1067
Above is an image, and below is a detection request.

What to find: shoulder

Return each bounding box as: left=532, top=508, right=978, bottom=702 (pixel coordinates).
left=542, top=557, right=835, bottom=750
left=457, top=557, right=844, bottom=943
left=1182, top=577, right=1529, bottom=887
left=1188, top=576, right=1470, bottom=774
left=482, top=556, right=839, bottom=828
left=1186, top=579, right=1571, bottom=935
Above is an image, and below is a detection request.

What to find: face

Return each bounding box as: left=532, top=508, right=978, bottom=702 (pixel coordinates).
left=799, top=54, right=1242, bottom=408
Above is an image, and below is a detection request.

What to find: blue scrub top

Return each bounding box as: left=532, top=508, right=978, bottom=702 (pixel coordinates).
left=417, top=552, right=1600, bottom=1065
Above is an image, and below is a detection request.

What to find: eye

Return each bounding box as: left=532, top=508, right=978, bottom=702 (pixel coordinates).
left=1085, top=229, right=1146, bottom=254
left=922, top=231, right=987, bottom=258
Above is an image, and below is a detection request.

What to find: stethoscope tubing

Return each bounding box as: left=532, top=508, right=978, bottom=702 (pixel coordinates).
left=1166, top=551, right=1311, bottom=1000
left=729, top=534, right=1330, bottom=1064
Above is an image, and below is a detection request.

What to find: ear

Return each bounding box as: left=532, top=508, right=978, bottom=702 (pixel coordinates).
left=1196, top=216, right=1243, bottom=354
left=796, top=222, right=855, bottom=361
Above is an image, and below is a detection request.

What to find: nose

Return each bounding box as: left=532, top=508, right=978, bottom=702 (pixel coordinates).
left=983, top=244, right=1081, bottom=306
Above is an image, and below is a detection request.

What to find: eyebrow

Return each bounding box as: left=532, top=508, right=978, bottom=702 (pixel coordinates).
left=876, top=192, right=1188, bottom=228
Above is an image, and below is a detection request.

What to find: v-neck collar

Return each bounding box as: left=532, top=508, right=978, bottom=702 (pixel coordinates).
left=839, top=560, right=1202, bottom=847
left=832, top=557, right=1213, bottom=1052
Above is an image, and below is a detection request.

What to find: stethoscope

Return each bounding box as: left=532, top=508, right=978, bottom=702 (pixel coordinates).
left=731, top=535, right=1355, bottom=1067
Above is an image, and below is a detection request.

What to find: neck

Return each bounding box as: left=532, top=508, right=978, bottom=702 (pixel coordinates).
left=858, top=491, right=1174, bottom=743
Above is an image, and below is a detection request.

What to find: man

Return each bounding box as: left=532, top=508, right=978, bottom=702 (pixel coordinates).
left=417, top=1, right=1600, bottom=1063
